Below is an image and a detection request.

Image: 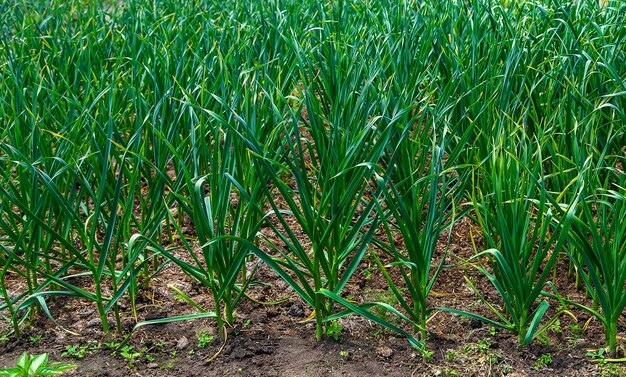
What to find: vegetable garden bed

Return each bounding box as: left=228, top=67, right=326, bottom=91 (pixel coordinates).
left=1, top=0, right=624, bottom=375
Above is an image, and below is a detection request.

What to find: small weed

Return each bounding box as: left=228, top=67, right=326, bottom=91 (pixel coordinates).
left=62, top=345, right=89, bottom=360
left=197, top=330, right=215, bottom=349
left=567, top=339, right=578, bottom=349
left=533, top=353, right=553, bottom=370
left=105, top=341, right=121, bottom=356
left=28, top=335, right=42, bottom=343
left=87, top=339, right=101, bottom=351
left=119, top=346, right=142, bottom=368
left=154, top=341, right=168, bottom=351
left=120, top=345, right=141, bottom=360
left=586, top=348, right=606, bottom=360
left=569, top=324, right=584, bottom=340
left=476, top=338, right=491, bottom=351
left=446, top=349, right=458, bottom=362
left=326, top=320, right=343, bottom=341
left=536, top=319, right=561, bottom=347
left=422, top=348, right=434, bottom=363
left=105, top=341, right=121, bottom=350
left=362, top=267, right=373, bottom=280
left=339, top=350, right=349, bottom=358
left=537, top=331, right=551, bottom=346
left=460, top=338, right=504, bottom=366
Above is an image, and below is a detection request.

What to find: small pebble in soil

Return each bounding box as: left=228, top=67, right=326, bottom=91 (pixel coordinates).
left=147, top=363, right=159, bottom=369
left=287, top=302, right=305, bottom=318
left=176, top=336, right=189, bottom=350
left=376, top=346, right=394, bottom=358
left=54, top=332, right=67, bottom=343
left=85, top=318, right=103, bottom=329
left=574, top=338, right=586, bottom=346
left=79, top=310, right=95, bottom=319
